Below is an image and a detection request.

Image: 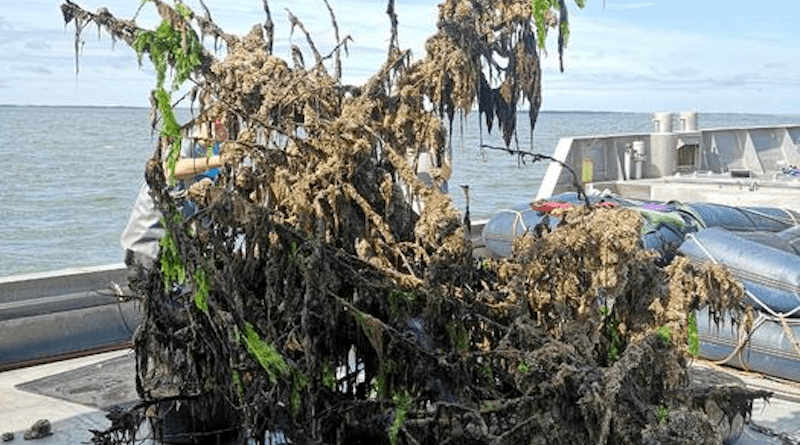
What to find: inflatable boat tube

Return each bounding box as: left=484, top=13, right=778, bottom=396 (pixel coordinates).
left=778, top=225, right=800, bottom=252
left=680, top=228, right=800, bottom=316
left=686, top=203, right=800, bottom=233
left=481, top=202, right=563, bottom=257
left=482, top=194, right=702, bottom=261
left=696, top=307, right=800, bottom=383
left=0, top=265, right=141, bottom=370
left=736, top=231, right=800, bottom=255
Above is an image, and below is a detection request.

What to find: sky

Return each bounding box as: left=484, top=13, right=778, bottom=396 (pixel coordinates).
left=1, top=0, right=799, bottom=114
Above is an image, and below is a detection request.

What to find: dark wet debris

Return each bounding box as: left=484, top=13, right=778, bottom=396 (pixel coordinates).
left=23, top=419, right=51, bottom=441
left=60, top=1, right=770, bottom=444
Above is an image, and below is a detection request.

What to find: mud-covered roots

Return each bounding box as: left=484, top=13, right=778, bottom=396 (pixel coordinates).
left=62, top=1, right=766, bottom=444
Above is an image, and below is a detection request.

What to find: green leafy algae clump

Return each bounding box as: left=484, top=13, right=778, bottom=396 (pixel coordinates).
left=241, top=322, right=290, bottom=384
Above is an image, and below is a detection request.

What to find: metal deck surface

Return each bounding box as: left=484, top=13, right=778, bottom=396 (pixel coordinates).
left=590, top=173, right=800, bottom=210
left=0, top=350, right=138, bottom=444
left=692, top=360, right=800, bottom=444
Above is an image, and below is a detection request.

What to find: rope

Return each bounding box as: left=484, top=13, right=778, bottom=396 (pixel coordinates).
left=708, top=289, right=800, bottom=367
left=685, top=233, right=718, bottom=265
left=498, top=209, right=528, bottom=237
left=779, top=315, right=800, bottom=359
left=711, top=311, right=766, bottom=368
left=687, top=233, right=800, bottom=365
left=116, top=298, right=138, bottom=336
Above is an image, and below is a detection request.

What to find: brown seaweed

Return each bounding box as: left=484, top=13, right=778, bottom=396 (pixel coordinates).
left=61, top=1, right=765, bottom=444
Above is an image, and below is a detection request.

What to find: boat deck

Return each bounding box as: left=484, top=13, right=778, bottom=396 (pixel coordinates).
left=0, top=350, right=139, bottom=444
left=590, top=173, right=800, bottom=209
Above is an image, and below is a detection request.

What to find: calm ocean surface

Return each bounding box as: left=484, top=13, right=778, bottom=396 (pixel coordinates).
left=1, top=105, right=798, bottom=277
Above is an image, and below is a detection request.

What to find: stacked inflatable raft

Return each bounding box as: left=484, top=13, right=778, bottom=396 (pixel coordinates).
left=679, top=209, right=800, bottom=382
left=481, top=193, right=705, bottom=263
left=481, top=194, right=800, bottom=382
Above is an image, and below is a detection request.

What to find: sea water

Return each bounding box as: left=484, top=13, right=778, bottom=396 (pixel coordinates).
left=1, top=105, right=797, bottom=277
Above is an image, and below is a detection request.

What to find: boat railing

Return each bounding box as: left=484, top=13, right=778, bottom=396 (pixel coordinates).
left=0, top=264, right=140, bottom=371
left=536, top=113, right=800, bottom=200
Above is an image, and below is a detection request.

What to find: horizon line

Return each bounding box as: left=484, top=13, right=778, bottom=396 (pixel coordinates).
left=2, top=104, right=798, bottom=117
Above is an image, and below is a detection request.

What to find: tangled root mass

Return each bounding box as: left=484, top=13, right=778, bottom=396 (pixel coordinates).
left=62, top=1, right=765, bottom=444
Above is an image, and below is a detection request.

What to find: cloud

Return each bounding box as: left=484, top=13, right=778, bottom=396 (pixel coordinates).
left=539, top=4, right=800, bottom=113
left=604, top=2, right=658, bottom=11
left=20, top=65, right=53, bottom=75
left=0, top=16, right=12, bottom=32
left=24, top=40, right=50, bottom=51
left=2, top=0, right=799, bottom=114
left=0, top=0, right=438, bottom=105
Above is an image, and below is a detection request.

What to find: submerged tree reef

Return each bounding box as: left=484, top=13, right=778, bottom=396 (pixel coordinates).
left=63, top=0, right=767, bottom=444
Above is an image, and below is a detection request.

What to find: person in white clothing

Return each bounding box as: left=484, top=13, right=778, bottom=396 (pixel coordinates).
left=120, top=120, right=226, bottom=274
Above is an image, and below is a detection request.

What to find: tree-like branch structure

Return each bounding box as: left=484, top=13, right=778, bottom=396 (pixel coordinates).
left=480, top=143, right=591, bottom=206
left=61, top=1, right=763, bottom=444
